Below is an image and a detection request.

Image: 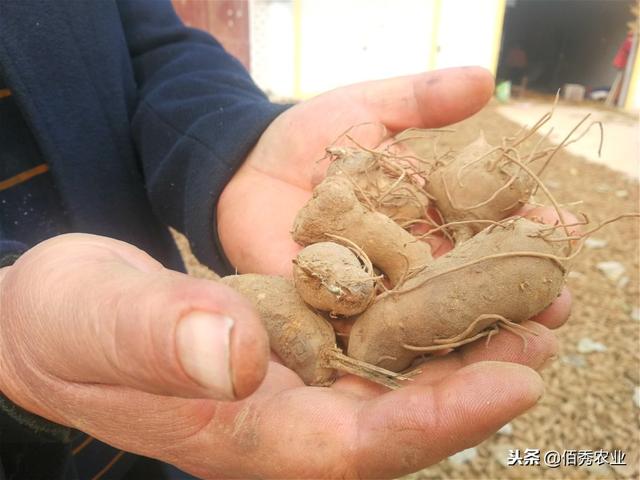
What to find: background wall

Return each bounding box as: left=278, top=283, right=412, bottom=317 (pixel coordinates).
left=250, top=0, right=296, bottom=98
left=249, top=0, right=505, bottom=99
left=433, top=0, right=505, bottom=72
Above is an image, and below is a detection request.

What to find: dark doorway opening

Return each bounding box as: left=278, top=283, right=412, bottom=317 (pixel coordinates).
left=497, top=0, right=634, bottom=96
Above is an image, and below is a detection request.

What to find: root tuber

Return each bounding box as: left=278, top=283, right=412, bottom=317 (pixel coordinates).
left=292, top=241, right=375, bottom=316
left=347, top=217, right=569, bottom=371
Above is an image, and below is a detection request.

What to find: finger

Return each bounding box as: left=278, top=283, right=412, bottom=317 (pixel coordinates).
left=519, top=205, right=580, bottom=234
left=411, top=320, right=558, bottom=384
left=344, top=67, right=495, bottom=132
left=46, top=362, right=303, bottom=454
left=1, top=236, right=270, bottom=402
left=354, top=362, right=543, bottom=477
left=531, top=286, right=571, bottom=329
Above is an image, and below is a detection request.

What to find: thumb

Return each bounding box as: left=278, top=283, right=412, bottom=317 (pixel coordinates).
left=0, top=235, right=269, bottom=404
left=102, top=266, right=271, bottom=401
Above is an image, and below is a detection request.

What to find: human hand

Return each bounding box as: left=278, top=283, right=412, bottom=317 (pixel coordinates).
left=211, top=68, right=573, bottom=478
left=0, top=237, right=568, bottom=479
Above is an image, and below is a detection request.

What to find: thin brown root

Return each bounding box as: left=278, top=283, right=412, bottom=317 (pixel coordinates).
left=345, top=134, right=386, bottom=158
left=497, top=317, right=539, bottom=352
left=456, top=145, right=505, bottom=186
left=323, top=348, right=411, bottom=389
left=430, top=207, right=453, bottom=243
left=403, top=328, right=496, bottom=352
left=376, top=355, right=398, bottom=363
left=344, top=134, right=433, bottom=179
left=510, top=90, right=560, bottom=149
left=328, top=123, right=388, bottom=150
left=404, top=314, right=539, bottom=354
left=535, top=213, right=590, bottom=233
left=528, top=200, right=584, bottom=209
left=433, top=314, right=502, bottom=344
left=405, top=207, right=456, bottom=244
left=541, top=213, right=640, bottom=241
left=434, top=313, right=538, bottom=347
left=550, top=120, right=604, bottom=160
left=401, top=367, right=423, bottom=378
left=576, top=213, right=640, bottom=238
left=417, top=219, right=508, bottom=239
left=333, top=166, right=379, bottom=212
left=499, top=196, right=526, bottom=213
left=524, top=127, right=553, bottom=163
left=485, top=325, right=500, bottom=346
left=376, top=171, right=409, bottom=206
left=323, top=233, right=383, bottom=294
left=450, top=167, right=521, bottom=211
left=400, top=217, right=441, bottom=230
left=396, top=128, right=456, bottom=137
left=535, top=113, right=591, bottom=177
left=389, top=252, right=412, bottom=291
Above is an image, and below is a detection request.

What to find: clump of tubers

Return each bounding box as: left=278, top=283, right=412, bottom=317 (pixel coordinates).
left=292, top=176, right=432, bottom=287
left=325, top=146, right=430, bottom=222
left=220, top=106, right=638, bottom=388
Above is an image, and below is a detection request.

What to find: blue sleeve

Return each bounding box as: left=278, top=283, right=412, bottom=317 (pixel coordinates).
left=117, top=0, right=288, bottom=273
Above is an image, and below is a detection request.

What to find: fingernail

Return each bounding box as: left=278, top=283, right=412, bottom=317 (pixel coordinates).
left=176, top=312, right=235, bottom=399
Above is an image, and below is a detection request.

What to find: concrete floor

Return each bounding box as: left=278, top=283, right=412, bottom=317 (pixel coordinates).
left=496, top=102, right=639, bottom=179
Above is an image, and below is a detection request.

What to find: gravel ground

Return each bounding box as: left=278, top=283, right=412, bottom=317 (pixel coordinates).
left=175, top=101, right=639, bottom=480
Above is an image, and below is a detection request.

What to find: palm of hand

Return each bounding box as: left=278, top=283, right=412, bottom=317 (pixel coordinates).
left=173, top=338, right=550, bottom=479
